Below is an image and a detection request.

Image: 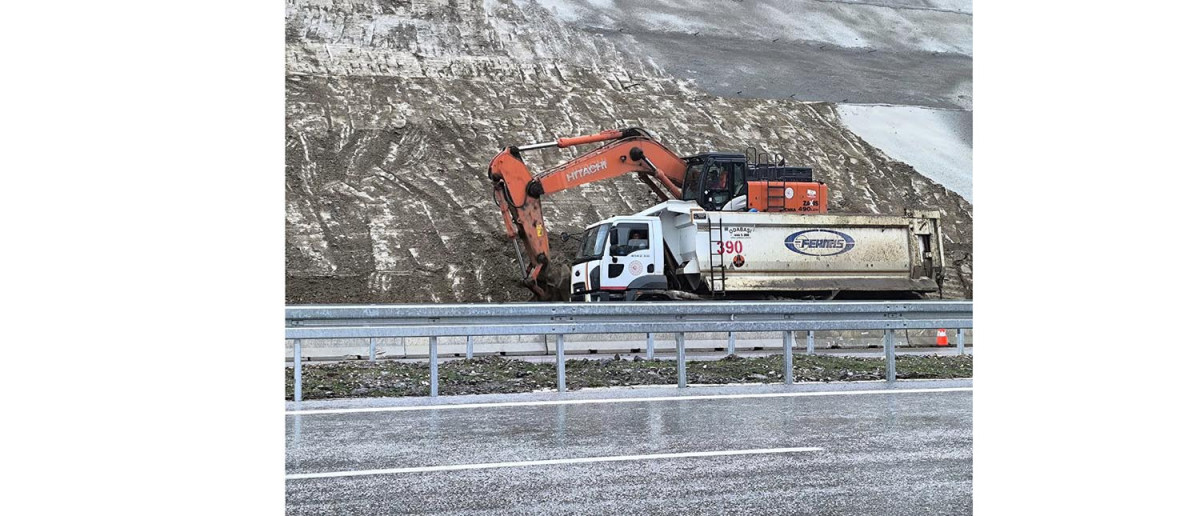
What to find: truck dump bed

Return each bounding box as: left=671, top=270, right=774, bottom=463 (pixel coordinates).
left=644, top=202, right=944, bottom=294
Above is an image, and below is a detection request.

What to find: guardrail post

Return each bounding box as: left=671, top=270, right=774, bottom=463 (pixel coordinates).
left=368, top=337, right=376, bottom=362
left=956, top=329, right=964, bottom=355
left=783, top=331, right=795, bottom=385
left=806, top=330, right=815, bottom=355
left=429, top=336, right=439, bottom=397
left=293, top=339, right=302, bottom=403
left=647, top=333, right=655, bottom=360
left=727, top=332, right=735, bottom=356
left=556, top=334, right=566, bottom=393
left=884, top=329, right=896, bottom=383
left=466, top=335, right=474, bottom=359
left=676, top=333, right=686, bottom=388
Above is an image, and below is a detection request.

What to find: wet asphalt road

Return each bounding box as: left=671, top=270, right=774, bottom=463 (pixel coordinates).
left=286, top=380, right=972, bottom=514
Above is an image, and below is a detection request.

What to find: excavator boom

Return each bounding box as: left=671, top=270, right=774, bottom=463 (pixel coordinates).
left=487, top=128, right=687, bottom=299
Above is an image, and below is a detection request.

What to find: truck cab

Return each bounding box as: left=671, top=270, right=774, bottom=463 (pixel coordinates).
left=569, top=216, right=667, bottom=301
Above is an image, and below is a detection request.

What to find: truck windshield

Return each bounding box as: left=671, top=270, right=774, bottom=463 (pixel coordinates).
left=575, top=224, right=609, bottom=264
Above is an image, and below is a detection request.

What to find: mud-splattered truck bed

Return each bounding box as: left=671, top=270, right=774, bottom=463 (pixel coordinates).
left=570, top=201, right=943, bottom=300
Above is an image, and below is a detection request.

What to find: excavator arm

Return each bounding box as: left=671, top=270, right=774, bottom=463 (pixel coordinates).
left=487, top=128, right=688, bottom=299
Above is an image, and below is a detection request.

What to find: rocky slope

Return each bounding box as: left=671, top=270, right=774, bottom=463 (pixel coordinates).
left=285, top=0, right=973, bottom=303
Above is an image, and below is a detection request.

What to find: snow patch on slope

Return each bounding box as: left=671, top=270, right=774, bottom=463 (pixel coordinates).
left=836, top=104, right=972, bottom=202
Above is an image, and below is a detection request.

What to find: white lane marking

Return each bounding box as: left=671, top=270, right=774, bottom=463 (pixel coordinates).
left=287, top=386, right=971, bottom=416
left=285, top=447, right=823, bottom=480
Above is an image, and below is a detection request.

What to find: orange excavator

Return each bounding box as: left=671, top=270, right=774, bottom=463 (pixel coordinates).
left=488, top=127, right=828, bottom=300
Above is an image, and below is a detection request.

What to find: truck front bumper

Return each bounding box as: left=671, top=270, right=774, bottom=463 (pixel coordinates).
left=571, top=290, right=627, bottom=302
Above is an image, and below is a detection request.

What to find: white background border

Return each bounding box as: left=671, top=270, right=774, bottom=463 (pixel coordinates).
left=4, top=1, right=1198, bottom=513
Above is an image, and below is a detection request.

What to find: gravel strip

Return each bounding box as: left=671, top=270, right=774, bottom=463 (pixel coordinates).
left=285, top=354, right=972, bottom=400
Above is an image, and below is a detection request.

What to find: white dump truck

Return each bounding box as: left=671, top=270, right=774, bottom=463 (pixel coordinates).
left=569, top=200, right=944, bottom=301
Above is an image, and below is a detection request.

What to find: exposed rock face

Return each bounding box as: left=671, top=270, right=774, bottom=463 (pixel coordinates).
left=285, top=0, right=973, bottom=303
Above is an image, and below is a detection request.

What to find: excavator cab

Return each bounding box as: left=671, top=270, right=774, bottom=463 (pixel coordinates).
left=681, top=154, right=748, bottom=211
left=681, top=153, right=828, bottom=213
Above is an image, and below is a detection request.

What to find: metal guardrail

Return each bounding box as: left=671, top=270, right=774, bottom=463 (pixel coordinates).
left=286, top=301, right=972, bottom=402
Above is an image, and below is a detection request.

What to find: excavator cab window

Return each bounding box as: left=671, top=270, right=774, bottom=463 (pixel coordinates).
left=732, top=162, right=746, bottom=197
left=706, top=164, right=731, bottom=208
left=682, top=156, right=748, bottom=211
left=682, top=161, right=705, bottom=201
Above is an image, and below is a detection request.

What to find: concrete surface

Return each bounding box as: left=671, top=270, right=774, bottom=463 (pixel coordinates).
left=626, top=30, right=971, bottom=109
left=286, top=379, right=972, bottom=514
left=837, top=104, right=972, bottom=201
left=533, top=0, right=973, bottom=55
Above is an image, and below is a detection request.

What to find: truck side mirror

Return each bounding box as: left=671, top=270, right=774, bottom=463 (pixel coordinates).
left=609, top=231, right=618, bottom=246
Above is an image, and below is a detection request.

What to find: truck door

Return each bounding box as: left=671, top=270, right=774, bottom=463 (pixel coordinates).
left=601, top=222, right=656, bottom=294
left=723, top=161, right=747, bottom=211
left=684, top=159, right=746, bottom=211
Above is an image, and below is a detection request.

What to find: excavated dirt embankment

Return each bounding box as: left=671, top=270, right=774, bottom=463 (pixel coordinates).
left=285, top=0, right=973, bottom=303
